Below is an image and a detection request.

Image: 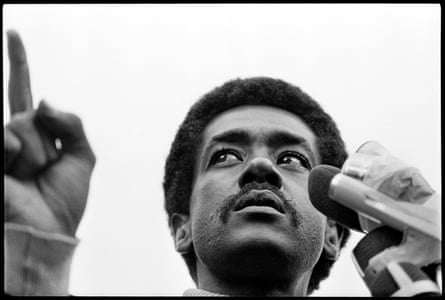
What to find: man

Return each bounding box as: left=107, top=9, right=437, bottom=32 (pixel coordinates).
left=5, top=30, right=439, bottom=296
left=163, top=78, right=352, bottom=296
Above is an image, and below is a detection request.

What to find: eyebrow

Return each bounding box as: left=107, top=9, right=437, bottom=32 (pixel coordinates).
left=267, top=131, right=317, bottom=166
left=209, top=129, right=252, bottom=146
left=205, top=129, right=317, bottom=166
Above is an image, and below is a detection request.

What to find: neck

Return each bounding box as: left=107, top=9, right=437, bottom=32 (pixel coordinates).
left=196, top=263, right=312, bottom=296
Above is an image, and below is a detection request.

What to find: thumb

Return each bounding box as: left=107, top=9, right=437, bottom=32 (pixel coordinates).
left=35, top=100, right=96, bottom=166
left=356, top=140, right=391, bottom=157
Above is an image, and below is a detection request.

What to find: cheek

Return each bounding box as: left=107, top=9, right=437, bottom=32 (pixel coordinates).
left=285, top=179, right=327, bottom=260
left=191, top=177, right=229, bottom=216
left=189, top=176, right=236, bottom=236
left=190, top=170, right=239, bottom=213
left=288, top=196, right=327, bottom=268
left=285, top=174, right=325, bottom=218
left=295, top=215, right=326, bottom=269
left=189, top=178, right=235, bottom=261
left=288, top=185, right=326, bottom=236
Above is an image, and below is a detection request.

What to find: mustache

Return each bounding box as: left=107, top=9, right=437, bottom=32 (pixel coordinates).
left=215, top=182, right=301, bottom=227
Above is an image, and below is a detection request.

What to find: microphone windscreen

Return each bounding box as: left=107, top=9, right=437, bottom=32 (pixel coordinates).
left=308, top=165, right=362, bottom=231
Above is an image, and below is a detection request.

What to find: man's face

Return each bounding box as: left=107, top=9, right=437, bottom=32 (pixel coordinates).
left=188, top=105, right=328, bottom=282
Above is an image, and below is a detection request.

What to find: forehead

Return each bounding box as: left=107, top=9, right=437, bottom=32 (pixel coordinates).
left=201, top=105, right=318, bottom=154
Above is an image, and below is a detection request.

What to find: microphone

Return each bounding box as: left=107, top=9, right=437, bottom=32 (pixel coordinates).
left=308, top=165, right=441, bottom=240
left=308, top=165, right=361, bottom=231
left=308, top=164, right=442, bottom=296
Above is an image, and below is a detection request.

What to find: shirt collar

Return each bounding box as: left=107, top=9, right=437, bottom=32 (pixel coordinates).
left=183, top=288, right=228, bottom=297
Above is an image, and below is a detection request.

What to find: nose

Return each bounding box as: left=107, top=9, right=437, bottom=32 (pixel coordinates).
left=238, top=157, right=282, bottom=189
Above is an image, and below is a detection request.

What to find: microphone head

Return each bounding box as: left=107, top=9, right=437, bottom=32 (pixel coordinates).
left=308, top=164, right=362, bottom=231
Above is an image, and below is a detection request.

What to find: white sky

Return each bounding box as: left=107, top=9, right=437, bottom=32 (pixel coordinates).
left=3, top=4, right=441, bottom=296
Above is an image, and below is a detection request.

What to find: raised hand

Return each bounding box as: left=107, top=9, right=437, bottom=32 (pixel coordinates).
left=4, top=30, right=96, bottom=236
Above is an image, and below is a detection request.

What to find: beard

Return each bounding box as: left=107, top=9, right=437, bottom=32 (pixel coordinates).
left=191, top=181, right=325, bottom=286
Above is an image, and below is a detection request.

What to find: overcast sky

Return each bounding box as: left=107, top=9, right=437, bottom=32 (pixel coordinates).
left=3, top=4, right=440, bottom=296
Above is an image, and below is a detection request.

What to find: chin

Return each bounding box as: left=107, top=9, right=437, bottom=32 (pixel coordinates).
left=211, top=226, right=303, bottom=282
left=193, top=214, right=323, bottom=284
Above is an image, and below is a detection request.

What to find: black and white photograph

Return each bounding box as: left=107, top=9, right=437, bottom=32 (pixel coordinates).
left=3, top=4, right=441, bottom=296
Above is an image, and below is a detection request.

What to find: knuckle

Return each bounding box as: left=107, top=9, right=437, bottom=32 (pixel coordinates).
left=84, top=146, right=97, bottom=167
left=66, top=113, right=83, bottom=127
left=23, top=147, right=47, bottom=169
left=10, top=152, right=47, bottom=178
left=4, top=128, right=21, bottom=152
left=7, top=111, right=38, bottom=137
left=90, top=151, right=97, bottom=167
left=64, top=113, right=86, bottom=137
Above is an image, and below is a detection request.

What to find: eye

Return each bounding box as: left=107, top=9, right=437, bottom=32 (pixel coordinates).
left=277, top=151, right=312, bottom=170
left=208, top=149, right=243, bottom=167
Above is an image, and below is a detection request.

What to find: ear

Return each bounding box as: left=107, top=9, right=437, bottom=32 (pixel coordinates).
left=323, top=218, right=342, bottom=261
left=170, top=213, right=192, bottom=255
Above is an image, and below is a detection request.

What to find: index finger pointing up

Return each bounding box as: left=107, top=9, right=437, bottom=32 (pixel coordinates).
left=7, top=29, right=33, bottom=115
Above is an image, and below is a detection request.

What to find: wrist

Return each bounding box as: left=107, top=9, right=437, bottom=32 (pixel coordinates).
left=5, top=223, right=79, bottom=295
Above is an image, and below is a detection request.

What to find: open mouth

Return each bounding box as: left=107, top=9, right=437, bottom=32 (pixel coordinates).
left=234, top=190, right=285, bottom=214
